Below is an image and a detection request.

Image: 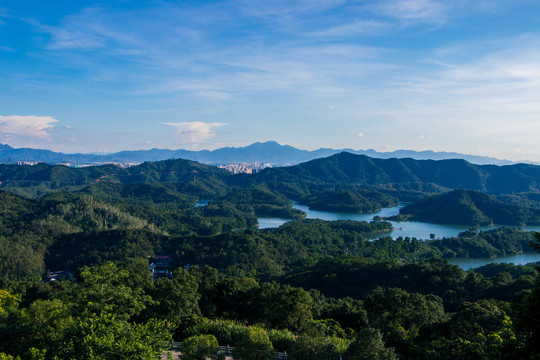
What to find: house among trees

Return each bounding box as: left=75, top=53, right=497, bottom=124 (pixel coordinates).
left=150, top=255, right=173, bottom=279
left=43, top=270, right=75, bottom=282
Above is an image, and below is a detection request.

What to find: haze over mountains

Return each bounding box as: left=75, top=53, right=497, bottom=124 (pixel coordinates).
left=2, top=151, right=540, bottom=197
left=3, top=151, right=540, bottom=229
left=0, top=141, right=520, bottom=166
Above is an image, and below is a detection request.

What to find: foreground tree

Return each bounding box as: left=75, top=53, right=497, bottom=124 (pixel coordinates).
left=513, top=232, right=540, bottom=357
left=64, top=312, right=170, bottom=360
left=345, top=328, right=398, bottom=360
left=75, top=262, right=152, bottom=320
left=181, top=334, right=219, bottom=360
left=233, top=327, right=275, bottom=360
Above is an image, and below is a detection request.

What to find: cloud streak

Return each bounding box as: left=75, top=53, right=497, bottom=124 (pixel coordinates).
left=0, top=115, right=59, bottom=138
left=366, top=0, right=459, bottom=24
left=161, top=121, right=227, bottom=146
left=3, top=1, right=540, bottom=160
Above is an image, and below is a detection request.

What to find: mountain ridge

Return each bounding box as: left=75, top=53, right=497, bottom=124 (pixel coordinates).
left=0, top=141, right=521, bottom=166
left=394, top=189, right=540, bottom=226
left=253, top=152, right=540, bottom=196
left=3, top=152, right=540, bottom=200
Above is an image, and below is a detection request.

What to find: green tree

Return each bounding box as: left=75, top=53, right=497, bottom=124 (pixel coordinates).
left=512, top=231, right=540, bottom=357
left=364, top=287, right=445, bottom=339
left=0, top=354, right=20, bottom=360
left=513, top=272, right=540, bottom=356
left=425, top=337, right=488, bottom=360
left=344, top=328, right=398, bottom=360
left=448, top=300, right=511, bottom=341
left=0, top=289, right=18, bottom=317
left=144, top=268, right=200, bottom=325
left=288, top=320, right=349, bottom=360
left=181, top=334, right=219, bottom=360
left=18, top=299, right=74, bottom=357
left=76, top=262, right=152, bottom=319
left=65, top=312, right=170, bottom=360
left=288, top=333, right=347, bottom=360
left=244, top=282, right=313, bottom=330
left=233, top=327, right=275, bottom=360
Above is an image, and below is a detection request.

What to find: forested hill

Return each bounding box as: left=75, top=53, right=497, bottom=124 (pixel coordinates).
left=0, top=158, right=231, bottom=191
left=254, top=152, right=540, bottom=195
left=2, top=153, right=540, bottom=359
left=395, top=189, right=540, bottom=226
left=2, top=152, right=540, bottom=198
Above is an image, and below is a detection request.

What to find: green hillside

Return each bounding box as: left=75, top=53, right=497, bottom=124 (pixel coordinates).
left=3, top=152, right=540, bottom=205
left=396, top=189, right=540, bottom=226
left=1, top=179, right=540, bottom=360
left=300, top=187, right=398, bottom=213
left=0, top=158, right=232, bottom=197
left=255, top=152, right=540, bottom=195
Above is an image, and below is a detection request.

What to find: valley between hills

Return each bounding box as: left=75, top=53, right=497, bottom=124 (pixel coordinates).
left=1, top=151, right=540, bottom=359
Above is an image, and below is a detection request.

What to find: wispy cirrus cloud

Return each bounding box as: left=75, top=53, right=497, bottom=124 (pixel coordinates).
left=33, top=7, right=140, bottom=51
left=357, top=37, right=540, bottom=159
left=307, top=19, right=388, bottom=37
left=19, top=1, right=419, bottom=103
left=237, top=0, right=346, bottom=19
left=0, top=115, right=59, bottom=138
left=367, top=0, right=458, bottom=24
left=5, top=0, right=540, bottom=160
left=161, top=121, right=227, bottom=147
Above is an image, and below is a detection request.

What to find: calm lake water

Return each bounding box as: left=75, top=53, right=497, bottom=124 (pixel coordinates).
left=195, top=200, right=210, bottom=207
left=448, top=253, right=540, bottom=270
left=262, top=202, right=540, bottom=240
left=257, top=203, right=540, bottom=269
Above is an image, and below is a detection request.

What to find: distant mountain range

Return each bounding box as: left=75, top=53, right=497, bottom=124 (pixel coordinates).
left=0, top=141, right=522, bottom=166
left=3, top=150, right=540, bottom=225
left=3, top=151, right=540, bottom=197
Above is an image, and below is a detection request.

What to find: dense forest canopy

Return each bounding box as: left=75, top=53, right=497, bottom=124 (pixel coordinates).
left=393, top=189, right=540, bottom=226
left=1, top=153, right=540, bottom=359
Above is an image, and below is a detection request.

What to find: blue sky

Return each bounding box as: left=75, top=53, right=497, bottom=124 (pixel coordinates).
left=1, top=0, right=540, bottom=161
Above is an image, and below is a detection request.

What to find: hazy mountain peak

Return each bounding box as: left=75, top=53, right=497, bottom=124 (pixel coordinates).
left=0, top=141, right=525, bottom=166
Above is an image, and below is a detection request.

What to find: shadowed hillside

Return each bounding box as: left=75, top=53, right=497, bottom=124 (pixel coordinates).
left=395, top=189, right=540, bottom=226
left=254, top=152, right=540, bottom=195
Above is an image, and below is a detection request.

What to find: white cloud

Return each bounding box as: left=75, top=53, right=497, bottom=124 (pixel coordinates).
left=238, top=0, right=346, bottom=19
left=161, top=121, right=227, bottom=145
left=357, top=132, right=364, bottom=137
left=367, top=0, right=460, bottom=24
left=49, top=28, right=106, bottom=50
left=505, top=147, right=540, bottom=157
left=0, top=115, right=59, bottom=138
left=197, top=91, right=232, bottom=100
left=0, top=8, right=9, bottom=24
left=308, top=19, right=388, bottom=37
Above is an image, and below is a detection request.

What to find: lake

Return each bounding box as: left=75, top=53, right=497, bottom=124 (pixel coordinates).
left=257, top=203, right=401, bottom=230
left=448, top=253, right=540, bottom=270
left=195, top=200, right=210, bottom=207
left=257, top=203, right=540, bottom=269
left=260, top=203, right=540, bottom=239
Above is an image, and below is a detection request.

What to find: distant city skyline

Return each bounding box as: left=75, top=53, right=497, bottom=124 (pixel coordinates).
left=1, top=1, right=540, bottom=161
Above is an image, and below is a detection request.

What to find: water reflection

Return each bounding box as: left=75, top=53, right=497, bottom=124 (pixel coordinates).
left=448, top=253, right=540, bottom=270
left=258, top=217, right=293, bottom=229
left=256, top=202, right=540, bottom=269
left=195, top=200, right=210, bottom=207
left=257, top=202, right=540, bottom=241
